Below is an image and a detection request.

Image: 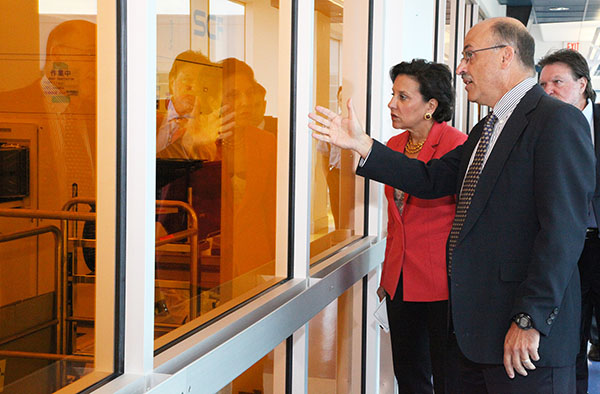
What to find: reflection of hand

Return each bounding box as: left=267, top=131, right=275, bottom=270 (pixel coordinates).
left=309, top=98, right=373, bottom=158
left=503, top=323, right=540, bottom=378
left=216, top=104, right=235, bottom=141
left=170, top=118, right=188, bottom=142
left=183, top=109, right=221, bottom=160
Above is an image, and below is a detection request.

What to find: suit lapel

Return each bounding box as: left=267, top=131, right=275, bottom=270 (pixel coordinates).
left=593, top=104, right=600, bottom=159
left=458, top=85, right=543, bottom=244
left=591, top=105, right=600, bottom=224
left=388, top=132, right=409, bottom=221
left=418, top=121, right=443, bottom=163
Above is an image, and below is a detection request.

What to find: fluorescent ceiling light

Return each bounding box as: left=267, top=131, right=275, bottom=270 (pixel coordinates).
left=157, top=0, right=189, bottom=15
left=39, top=0, right=96, bottom=14
left=211, top=1, right=245, bottom=16
left=156, top=0, right=243, bottom=15
left=549, top=7, right=570, bottom=11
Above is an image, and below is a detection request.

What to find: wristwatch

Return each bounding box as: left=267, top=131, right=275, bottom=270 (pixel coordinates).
left=512, top=313, right=533, bottom=330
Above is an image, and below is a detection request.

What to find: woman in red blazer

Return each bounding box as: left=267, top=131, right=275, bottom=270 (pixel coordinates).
left=380, top=60, right=466, bottom=394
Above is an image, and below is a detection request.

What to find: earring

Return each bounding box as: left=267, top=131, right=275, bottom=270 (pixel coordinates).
left=424, top=112, right=432, bottom=120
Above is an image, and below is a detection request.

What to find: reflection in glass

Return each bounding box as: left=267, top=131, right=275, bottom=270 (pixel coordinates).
left=310, top=0, right=357, bottom=260
left=216, top=341, right=285, bottom=394
left=155, top=0, right=282, bottom=342
left=0, top=8, right=97, bottom=392
left=308, top=281, right=362, bottom=392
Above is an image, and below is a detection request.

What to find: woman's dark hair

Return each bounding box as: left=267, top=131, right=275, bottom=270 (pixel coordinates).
left=389, top=59, right=454, bottom=122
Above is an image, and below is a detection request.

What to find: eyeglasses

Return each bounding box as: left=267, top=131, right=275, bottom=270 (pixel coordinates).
left=460, top=45, right=507, bottom=63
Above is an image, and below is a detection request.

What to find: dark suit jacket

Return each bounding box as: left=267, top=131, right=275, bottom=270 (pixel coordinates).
left=357, top=84, right=595, bottom=366
left=591, top=104, right=600, bottom=225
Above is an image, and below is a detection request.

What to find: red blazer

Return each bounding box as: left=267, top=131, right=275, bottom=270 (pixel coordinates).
left=382, top=121, right=467, bottom=302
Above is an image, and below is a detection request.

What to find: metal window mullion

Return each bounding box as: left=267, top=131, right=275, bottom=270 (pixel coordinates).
left=289, top=0, right=315, bottom=391
left=95, top=0, right=119, bottom=375
left=453, top=0, right=467, bottom=131
left=123, top=0, right=156, bottom=375
left=435, top=0, right=448, bottom=63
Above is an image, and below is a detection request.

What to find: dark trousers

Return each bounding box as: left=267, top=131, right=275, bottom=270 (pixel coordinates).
left=455, top=340, right=576, bottom=394
left=386, top=278, right=458, bottom=394
left=576, top=235, right=600, bottom=394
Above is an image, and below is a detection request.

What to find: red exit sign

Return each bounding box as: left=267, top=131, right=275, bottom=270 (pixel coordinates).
left=567, top=42, right=580, bottom=51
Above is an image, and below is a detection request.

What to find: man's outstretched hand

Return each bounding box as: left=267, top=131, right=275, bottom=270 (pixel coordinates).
left=308, top=98, right=373, bottom=158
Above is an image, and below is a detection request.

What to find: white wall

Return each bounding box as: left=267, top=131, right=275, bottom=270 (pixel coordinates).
left=379, top=0, right=436, bottom=144
left=246, top=0, right=279, bottom=116
left=476, top=0, right=506, bottom=19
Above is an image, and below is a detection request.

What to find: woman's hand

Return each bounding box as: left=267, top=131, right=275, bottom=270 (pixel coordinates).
left=308, top=98, right=373, bottom=158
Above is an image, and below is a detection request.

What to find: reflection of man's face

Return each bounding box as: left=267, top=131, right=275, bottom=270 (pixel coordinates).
left=170, top=63, right=199, bottom=116
left=223, top=74, right=266, bottom=128
left=169, top=62, right=222, bottom=117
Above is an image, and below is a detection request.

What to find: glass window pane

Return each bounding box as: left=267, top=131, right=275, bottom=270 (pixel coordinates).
left=310, top=1, right=367, bottom=262
left=0, top=2, right=99, bottom=391
left=308, top=281, right=363, bottom=392
left=310, top=0, right=360, bottom=260
left=155, top=0, right=286, bottom=343
left=444, top=0, right=452, bottom=66
left=216, top=341, right=286, bottom=394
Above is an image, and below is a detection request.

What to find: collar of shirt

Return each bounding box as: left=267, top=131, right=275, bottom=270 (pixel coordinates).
left=461, top=77, right=537, bottom=193
left=492, top=77, right=538, bottom=125
left=480, top=77, right=537, bottom=162
left=582, top=98, right=594, bottom=146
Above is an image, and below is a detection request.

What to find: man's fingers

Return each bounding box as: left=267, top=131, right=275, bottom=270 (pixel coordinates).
left=522, top=358, right=536, bottom=370
left=530, top=346, right=540, bottom=362
left=308, top=112, right=330, bottom=127
left=503, top=353, right=515, bottom=379
left=308, top=122, right=328, bottom=135
left=512, top=354, right=528, bottom=377
left=314, top=105, right=336, bottom=119
left=347, top=98, right=358, bottom=120
left=311, top=131, right=329, bottom=143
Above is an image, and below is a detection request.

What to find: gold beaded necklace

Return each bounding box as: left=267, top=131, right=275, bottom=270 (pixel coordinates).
left=404, top=135, right=426, bottom=154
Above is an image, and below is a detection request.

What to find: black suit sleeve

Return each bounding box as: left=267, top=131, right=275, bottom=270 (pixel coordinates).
left=356, top=139, right=463, bottom=199
left=510, top=103, right=595, bottom=336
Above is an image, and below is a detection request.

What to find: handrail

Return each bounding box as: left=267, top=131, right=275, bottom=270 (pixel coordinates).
left=60, top=198, right=96, bottom=354
left=156, top=200, right=199, bottom=319
left=0, top=350, right=92, bottom=363
left=62, top=197, right=96, bottom=213
left=0, top=208, right=95, bottom=221
left=0, top=225, right=64, bottom=353
left=0, top=197, right=201, bottom=354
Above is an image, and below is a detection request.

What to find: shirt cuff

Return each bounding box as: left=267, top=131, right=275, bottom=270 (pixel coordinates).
left=358, top=146, right=373, bottom=167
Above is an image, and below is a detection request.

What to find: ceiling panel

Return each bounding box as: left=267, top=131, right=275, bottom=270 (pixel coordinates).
left=498, top=0, right=600, bottom=24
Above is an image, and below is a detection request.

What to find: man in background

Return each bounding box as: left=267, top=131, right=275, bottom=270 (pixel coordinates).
left=539, top=48, right=600, bottom=394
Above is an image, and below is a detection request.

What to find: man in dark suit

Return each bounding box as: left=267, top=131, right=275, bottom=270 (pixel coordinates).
left=539, top=48, right=600, bottom=394
left=309, top=17, right=595, bottom=393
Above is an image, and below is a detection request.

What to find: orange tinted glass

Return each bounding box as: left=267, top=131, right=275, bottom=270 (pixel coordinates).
left=0, top=4, right=97, bottom=391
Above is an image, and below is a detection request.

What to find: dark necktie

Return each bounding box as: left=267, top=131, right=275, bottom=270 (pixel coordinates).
left=447, top=113, right=498, bottom=276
